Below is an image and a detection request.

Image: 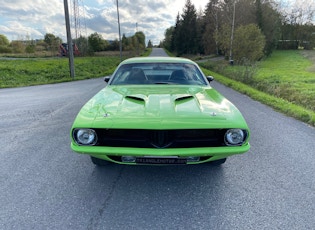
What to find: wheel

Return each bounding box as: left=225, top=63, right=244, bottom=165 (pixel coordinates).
left=209, top=158, right=226, bottom=166
left=90, top=156, right=111, bottom=166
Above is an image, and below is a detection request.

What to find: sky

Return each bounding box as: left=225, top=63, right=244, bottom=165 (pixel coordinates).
left=0, top=0, right=207, bottom=45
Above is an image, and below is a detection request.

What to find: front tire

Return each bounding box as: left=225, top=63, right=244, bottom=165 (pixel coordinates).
left=209, top=158, right=226, bottom=166
left=90, top=156, right=111, bottom=166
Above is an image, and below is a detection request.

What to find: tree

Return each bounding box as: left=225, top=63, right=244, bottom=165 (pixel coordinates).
left=196, top=7, right=204, bottom=54
left=121, top=34, right=128, bottom=50
left=257, top=0, right=281, bottom=55
left=44, top=33, right=55, bottom=45
left=202, top=0, right=221, bottom=54
left=25, top=44, right=35, bottom=54
left=180, top=0, right=198, bottom=54
left=171, top=13, right=182, bottom=54
left=108, top=39, right=120, bottom=51
left=0, top=34, right=9, bottom=46
left=162, top=26, right=174, bottom=51
left=135, top=31, right=146, bottom=51
left=121, top=32, right=146, bottom=54
left=233, top=24, right=266, bottom=62
left=283, top=0, right=315, bottom=26
left=10, top=41, right=25, bottom=53
left=74, top=35, right=89, bottom=55
left=217, top=23, right=232, bottom=56
left=217, top=23, right=265, bottom=62
left=165, top=0, right=310, bottom=57
left=88, top=32, right=108, bottom=52
left=170, top=0, right=199, bottom=55
left=256, top=0, right=263, bottom=29
left=147, top=40, right=153, bottom=48
left=44, top=33, right=62, bottom=54
left=0, top=34, right=11, bottom=53
left=279, top=0, right=315, bottom=49
left=218, top=0, right=280, bottom=56
left=132, top=36, right=138, bottom=54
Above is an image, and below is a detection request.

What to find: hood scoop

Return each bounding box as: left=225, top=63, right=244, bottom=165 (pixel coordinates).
left=125, top=95, right=146, bottom=104
left=174, top=94, right=194, bottom=103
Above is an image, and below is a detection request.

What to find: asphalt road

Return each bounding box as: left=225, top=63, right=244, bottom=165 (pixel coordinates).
left=1, top=48, right=315, bottom=230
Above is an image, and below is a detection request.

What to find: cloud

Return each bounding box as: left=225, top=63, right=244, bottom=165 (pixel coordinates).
left=0, top=0, right=65, bottom=39
left=0, top=0, right=206, bottom=45
left=77, top=0, right=177, bottom=44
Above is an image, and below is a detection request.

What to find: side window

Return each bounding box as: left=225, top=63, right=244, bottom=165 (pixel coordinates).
left=184, top=65, right=207, bottom=84
left=111, top=67, right=131, bottom=85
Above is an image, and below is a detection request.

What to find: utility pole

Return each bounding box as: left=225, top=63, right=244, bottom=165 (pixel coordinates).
left=116, top=0, right=122, bottom=62
left=136, top=22, right=139, bottom=56
left=229, top=0, right=236, bottom=65
left=63, top=0, right=75, bottom=79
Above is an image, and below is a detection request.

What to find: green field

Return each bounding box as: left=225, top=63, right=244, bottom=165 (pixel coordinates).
left=0, top=56, right=121, bottom=88
left=201, top=50, right=315, bottom=111
left=255, top=50, right=315, bottom=111
left=0, top=49, right=152, bottom=88
left=200, top=50, right=315, bottom=126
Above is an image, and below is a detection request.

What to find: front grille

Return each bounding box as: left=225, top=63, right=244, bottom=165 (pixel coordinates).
left=94, top=129, right=227, bottom=148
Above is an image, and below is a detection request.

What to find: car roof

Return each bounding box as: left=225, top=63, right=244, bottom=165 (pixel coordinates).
left=120, top=57, right=197, bottom=65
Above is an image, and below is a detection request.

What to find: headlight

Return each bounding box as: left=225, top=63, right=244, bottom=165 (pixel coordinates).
left=73, top=129, right=97, bottom=145
left=224, top=129, right=246, bottom=146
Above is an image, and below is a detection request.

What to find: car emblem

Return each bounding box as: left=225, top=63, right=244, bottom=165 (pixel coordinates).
left=151, top=131, right=172, bottom=148
left=210, top=112, right=217, bottom=116
left=103, top=113, right=110, bottom=117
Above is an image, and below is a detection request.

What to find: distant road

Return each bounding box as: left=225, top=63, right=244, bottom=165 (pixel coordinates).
left=149, top=47, right=168, bottom=56
left=1, top=48, right=315, bottom=229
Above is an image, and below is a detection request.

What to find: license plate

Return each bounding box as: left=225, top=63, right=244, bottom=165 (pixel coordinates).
left=135, top=157, right=187, bottom=165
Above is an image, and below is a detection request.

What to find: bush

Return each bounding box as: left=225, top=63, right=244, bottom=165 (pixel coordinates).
left=0, top=45, right=12, bottom=53
left=25, top=45, right=35, bottom=54
left=233, top=24, right=266, bottom=62
left=10, top=41, right=25, bottom=53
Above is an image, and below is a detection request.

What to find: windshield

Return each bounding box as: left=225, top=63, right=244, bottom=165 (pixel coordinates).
left=110, top=63, right=207, bottom=86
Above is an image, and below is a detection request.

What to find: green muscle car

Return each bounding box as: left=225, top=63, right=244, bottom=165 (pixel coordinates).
left=70, top=57, right=250, bottom=166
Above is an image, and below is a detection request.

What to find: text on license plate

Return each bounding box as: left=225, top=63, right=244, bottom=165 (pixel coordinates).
left=135, top=157, right=187, bottom=164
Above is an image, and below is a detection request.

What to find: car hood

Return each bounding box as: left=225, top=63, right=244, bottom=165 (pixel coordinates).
left=74, top=85, right=248, bottom=129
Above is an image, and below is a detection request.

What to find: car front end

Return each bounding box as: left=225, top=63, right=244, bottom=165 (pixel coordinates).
left=70, top=57, right=250, bottom=166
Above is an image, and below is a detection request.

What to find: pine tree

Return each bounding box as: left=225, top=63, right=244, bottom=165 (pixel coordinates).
left=180, top=0, right=198, bottom=54
left=171, top=13, right=182, bottom=54
left=171, top=0, right=198, bottom=55
left=203, top=0, right=221, bottom=54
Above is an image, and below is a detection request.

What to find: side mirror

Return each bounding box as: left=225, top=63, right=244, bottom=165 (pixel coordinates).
left=207, top=76, right=214, bottom=82
left=104, top=76, right=111, bottom=83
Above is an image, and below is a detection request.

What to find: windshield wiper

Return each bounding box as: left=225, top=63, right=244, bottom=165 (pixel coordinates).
left=154, top=82, right=171, bottom=85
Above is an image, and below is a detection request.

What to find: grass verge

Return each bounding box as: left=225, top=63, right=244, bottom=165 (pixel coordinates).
left=202, top=68, right=315, bottom=127
left=0, top=49, right=152, bottom=88
left=200, top=50, right=315, bottom=112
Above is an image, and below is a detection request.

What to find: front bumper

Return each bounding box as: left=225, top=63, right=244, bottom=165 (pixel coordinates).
left=71, top=142, right=250, bottom=164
